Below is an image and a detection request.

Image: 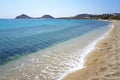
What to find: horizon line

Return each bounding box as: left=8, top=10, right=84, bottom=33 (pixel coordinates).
left=0, top=12, right=120, bottom=19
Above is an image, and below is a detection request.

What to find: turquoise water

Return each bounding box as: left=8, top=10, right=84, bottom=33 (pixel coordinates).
left=0, top=19, right=112, bottom=80
left=0, top=19, right=110, bottom=65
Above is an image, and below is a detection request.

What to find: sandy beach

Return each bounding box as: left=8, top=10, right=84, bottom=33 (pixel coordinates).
left=64, top=20, right=120, bottom=80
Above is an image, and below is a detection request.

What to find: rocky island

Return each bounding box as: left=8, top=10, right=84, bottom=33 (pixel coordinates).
left=15, top=14, right=32, bottom=19
left=40, top=15, right=54, bottom=19
left=15, top=14, right=54, bottom=19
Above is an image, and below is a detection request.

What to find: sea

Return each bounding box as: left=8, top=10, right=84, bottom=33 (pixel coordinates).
left=0, top=19, right=112, bottom=80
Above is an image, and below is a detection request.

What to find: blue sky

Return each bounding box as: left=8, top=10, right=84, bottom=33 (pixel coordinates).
left=0, top=0, right=120, bottom=18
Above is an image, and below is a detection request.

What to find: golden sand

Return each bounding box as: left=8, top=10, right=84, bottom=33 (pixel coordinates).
left=64, top=20, right=120, bottom=80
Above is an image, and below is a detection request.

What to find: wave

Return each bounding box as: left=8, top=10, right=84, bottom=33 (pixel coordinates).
left=59, top=23, right=113, bottom=80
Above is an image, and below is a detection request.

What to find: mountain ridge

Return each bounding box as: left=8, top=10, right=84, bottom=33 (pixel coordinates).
left=15, top=13, right=120, bottom=20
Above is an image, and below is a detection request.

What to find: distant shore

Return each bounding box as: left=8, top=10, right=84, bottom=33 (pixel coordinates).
left=15, top=13, right=120, bottom=20
left=63, top=20, right=120, bottom=80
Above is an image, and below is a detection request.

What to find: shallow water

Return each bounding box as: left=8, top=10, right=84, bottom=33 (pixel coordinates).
left=0, top=19, right=111, bottom=80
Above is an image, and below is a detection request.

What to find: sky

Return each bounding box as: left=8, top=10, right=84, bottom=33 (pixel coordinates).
left=0, top=0, right=120, bottom=18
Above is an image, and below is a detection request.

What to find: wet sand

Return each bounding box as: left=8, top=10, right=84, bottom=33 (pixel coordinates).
left=64, top=20, right=120, bottom=80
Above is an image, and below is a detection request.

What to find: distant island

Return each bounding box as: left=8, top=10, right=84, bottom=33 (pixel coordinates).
left=15, top=13, right=120, bottom=20
left=40, top=15, right=54, bottom=19
left=15, top=14, right=55, bottom=19
left=15, top=14, right=32, bottom=19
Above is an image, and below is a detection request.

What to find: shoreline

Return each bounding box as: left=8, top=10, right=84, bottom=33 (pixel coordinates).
left=63, top=20, right=118, bottom=80
left=0, top=20, right=112, bottom=80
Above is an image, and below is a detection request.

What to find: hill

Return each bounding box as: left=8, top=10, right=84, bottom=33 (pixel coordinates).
left=15, top=14, right=32, bottom=19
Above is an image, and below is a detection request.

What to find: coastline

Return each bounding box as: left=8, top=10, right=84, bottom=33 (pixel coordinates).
left=63, top=20, right=120, bottom=80
left=0, top=20, right=112, bottom=80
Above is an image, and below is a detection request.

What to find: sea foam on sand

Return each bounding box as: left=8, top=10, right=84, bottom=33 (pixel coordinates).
left=60, top=24, right=113, bottom=80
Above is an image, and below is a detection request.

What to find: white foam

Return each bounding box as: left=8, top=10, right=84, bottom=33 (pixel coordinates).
left=58, top=24, right=114, bottom=80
